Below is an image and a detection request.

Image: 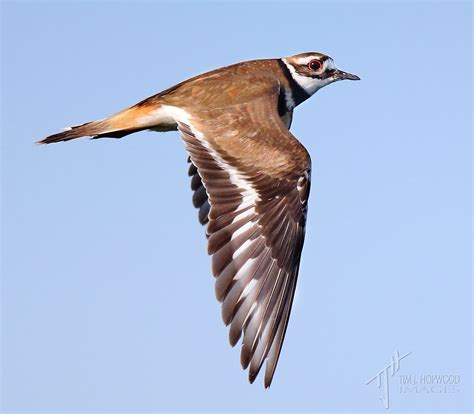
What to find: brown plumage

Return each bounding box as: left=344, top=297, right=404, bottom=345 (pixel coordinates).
left=39, top=52, right=359, bottom=387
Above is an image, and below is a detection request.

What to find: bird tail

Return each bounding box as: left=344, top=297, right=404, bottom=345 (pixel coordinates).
left=38, top=104, right=168, bottom=144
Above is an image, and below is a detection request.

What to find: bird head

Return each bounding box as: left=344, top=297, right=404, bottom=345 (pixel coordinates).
left=283, top=52, right=360, bottom=96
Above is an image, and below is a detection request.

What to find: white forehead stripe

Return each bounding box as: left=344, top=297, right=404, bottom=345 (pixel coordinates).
left=325, top=58, right=335, bottom=70
left=294, top=56, right=315, bottom=65
left=293, top=55, right=334, bottom=68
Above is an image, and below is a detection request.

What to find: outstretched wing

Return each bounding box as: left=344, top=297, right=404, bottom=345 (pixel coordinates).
left=179, top=87, right=311, bottom=388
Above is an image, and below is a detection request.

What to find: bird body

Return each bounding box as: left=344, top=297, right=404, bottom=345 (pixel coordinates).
left=39, top=52, right=359, bottom=388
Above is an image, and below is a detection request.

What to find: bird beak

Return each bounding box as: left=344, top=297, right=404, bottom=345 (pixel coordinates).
left=333, top=69, right=360, bottom=81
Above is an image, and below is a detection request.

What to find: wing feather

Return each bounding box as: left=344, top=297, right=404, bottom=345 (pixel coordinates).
left=180, top=87, right=311, bottom=387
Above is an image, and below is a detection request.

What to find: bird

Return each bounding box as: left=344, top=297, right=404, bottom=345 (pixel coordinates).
left=38, top=52, right=359, bottom=388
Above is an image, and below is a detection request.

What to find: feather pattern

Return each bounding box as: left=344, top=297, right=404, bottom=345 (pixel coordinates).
left=178, top=84, right=311, bottom=387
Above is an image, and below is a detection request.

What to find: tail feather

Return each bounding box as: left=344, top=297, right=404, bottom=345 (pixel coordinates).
left=38, top=104, right=164, bottom=145
left=38, top=120, right=111, bottom=144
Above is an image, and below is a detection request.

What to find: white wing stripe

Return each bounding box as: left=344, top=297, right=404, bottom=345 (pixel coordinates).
left=231, top=219, right=255, bottom=240
left=232, top=239, right=253, bottom=260
left=171, top=106, right=262, bottom=253
left=167, top=105, right=260, bottom=206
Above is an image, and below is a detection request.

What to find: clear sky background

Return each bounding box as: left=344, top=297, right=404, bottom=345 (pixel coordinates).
left=1, top=1, right=472, bottom=412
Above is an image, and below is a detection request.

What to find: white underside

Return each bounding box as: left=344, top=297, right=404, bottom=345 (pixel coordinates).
left=145, top=106, right=177, bottom=129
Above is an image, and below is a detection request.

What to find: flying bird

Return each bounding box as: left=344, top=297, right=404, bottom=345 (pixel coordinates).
left=39, top=52, right=359, bottom=388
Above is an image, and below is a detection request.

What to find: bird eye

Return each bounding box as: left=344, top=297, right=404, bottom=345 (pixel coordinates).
left=308, top=59, right=322, bottom=71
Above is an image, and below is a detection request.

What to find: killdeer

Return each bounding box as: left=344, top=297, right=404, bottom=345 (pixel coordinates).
left=39, top=52, right=359, bottom=388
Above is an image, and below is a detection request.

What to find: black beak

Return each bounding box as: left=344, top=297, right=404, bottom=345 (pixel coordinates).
left=333, top=69, right=360, bottom=81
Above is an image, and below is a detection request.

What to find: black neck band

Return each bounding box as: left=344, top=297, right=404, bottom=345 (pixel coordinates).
left=277, top=59, right=310, bottom=107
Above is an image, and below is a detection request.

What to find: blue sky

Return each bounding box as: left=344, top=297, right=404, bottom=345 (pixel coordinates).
left=2, top=1, right=472, bottom=412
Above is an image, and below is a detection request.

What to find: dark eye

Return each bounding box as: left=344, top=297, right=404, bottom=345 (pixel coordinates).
left=308, top=59, right=322, bottom=71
